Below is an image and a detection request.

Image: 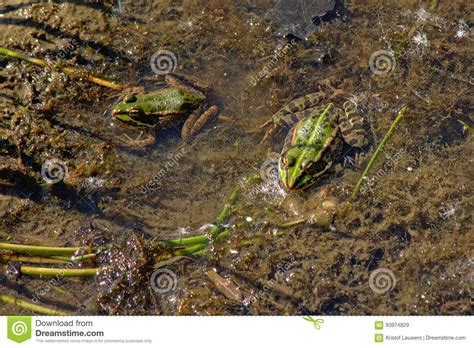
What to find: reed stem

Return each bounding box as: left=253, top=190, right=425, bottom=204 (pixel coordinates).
left=0, top=242, right=93, bottom=257
left=19, top=266, right=98, bottom=277
left=0, top=294, right=71, bottom=315
left=351, top=106, right=408, bottom=199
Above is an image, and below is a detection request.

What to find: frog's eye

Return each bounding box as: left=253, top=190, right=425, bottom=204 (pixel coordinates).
left=285, top=156, right=296, bottom=168
left=124, top=94, right=137, bottom=103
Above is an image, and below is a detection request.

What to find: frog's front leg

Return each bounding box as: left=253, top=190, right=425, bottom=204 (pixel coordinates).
left=116, top=130, right=156, bottom=148
left=181, top=105, right=219, bottom=142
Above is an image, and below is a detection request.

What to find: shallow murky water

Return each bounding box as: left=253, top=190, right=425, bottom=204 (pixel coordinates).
left=0, top=0, right=472, bottom=315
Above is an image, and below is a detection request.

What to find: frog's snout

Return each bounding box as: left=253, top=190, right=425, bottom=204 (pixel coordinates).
left=283, top=173, right=297, bottom=190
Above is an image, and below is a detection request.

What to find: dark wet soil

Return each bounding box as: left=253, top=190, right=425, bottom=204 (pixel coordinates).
left=0, top=0, right=472, bottom=315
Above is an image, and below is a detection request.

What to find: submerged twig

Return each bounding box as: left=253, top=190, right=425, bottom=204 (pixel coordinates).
left=351, top=106, right=408, bottom=199
left=206, top=269, right=243, bottom=301
left=0, top=47, right=125, bottom=91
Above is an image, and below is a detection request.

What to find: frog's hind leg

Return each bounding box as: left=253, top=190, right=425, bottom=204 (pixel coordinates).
left=181, top=105, right=219, bottom=142
left=277, top=91, right=325, bottom=117
left=338, top=101, right=368, bottom=148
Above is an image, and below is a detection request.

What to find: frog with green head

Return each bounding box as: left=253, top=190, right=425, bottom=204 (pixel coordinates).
left=112, top=74, right=218, bottom=146
left=260, top=91, right=367, bottom=190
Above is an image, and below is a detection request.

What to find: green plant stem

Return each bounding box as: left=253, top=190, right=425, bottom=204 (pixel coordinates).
left=173, top=244, right=208, bottom=256
left=351, top=106, right=408, bottom=199
left=0, top=47, right=125, bottom=91
left=215, top=228, right=230, bottom=242
left=51, top=253, right=97, bottom=262
left=19, top=266, right=98, bottom=277
left=0, top=255, right=68, bottom=264
left=278, top=219, right=306, bottom=228
left=0, top=294, right=70, bottom=315
left=210, top=188, right=239, bottom=238
left=0, top=242, right=93, bottom=257
left=162, top=235, right=209, bottom=248
left=430, top=0, right=439, bottom=11
left=161, top=188, right=239, bottom=248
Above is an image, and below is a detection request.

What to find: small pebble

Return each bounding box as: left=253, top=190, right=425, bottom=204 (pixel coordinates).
left=407, top=167, right=413, bottom=171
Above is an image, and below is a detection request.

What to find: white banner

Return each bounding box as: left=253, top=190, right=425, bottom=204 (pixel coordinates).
left=0, top=316, right=471, bottom=347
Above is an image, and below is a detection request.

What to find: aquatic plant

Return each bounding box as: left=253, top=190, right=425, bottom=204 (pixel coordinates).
left=351, top=106, right=408, bottom=199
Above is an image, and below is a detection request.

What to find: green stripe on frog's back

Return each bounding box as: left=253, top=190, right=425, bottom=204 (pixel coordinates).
left=136, top=87, right=205, bottom=114
left=292, top=103, right=335, bottom=171
left=112, top=86, right=206, bottom=128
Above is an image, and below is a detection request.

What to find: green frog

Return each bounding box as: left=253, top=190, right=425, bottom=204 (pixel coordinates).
left=112, top=75, right=219, bottom=146
left=260, top=91, right=367, bottom=190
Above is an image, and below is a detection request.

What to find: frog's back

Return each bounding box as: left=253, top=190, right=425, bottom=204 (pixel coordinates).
left=142, top=87, right=204, bottom=114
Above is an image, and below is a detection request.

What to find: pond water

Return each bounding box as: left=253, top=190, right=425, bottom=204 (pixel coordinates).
left=0, top=0, right=472, bottom=315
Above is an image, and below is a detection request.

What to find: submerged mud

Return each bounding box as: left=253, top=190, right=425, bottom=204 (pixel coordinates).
left=0, top=0, right=472, bottom=315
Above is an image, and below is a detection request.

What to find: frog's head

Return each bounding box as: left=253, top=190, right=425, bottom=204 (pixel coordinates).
left=112, top=94, right=152, bottom=127
left=279, top=144, right=332, bottom=190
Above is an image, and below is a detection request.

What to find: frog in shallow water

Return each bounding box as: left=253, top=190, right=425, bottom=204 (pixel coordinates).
left=112, top=74, right=219, bottom=146
left=260, top=91, right=367, bottom=190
